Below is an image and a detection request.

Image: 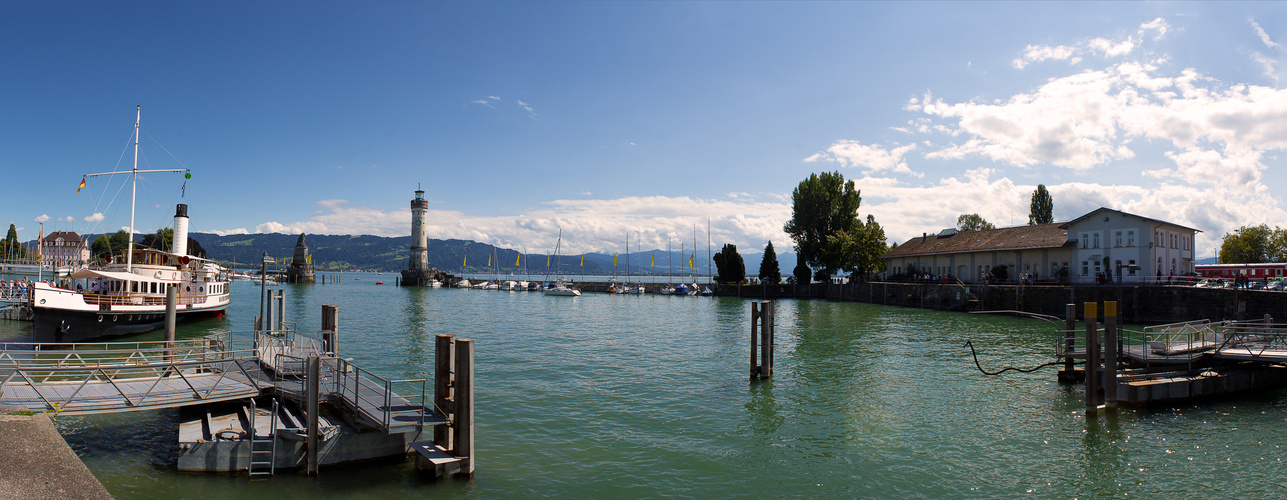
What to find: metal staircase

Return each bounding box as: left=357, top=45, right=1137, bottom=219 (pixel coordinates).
left=247, top=398, right=279, bottom=477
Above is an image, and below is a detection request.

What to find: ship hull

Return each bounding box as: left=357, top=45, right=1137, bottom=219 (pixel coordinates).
left=32, top=303, right=227, bottom=343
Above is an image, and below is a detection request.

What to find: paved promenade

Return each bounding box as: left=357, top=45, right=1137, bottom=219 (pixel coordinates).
left=0, top=404, right=111, bottom=499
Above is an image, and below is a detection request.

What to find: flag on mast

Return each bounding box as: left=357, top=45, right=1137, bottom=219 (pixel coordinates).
left=77, top=178, right=86, bottom=194
left=516, top=254, right=520, bottom=266
left=463, top=255, right=467, bottom=267
left=181, top=180, right=186, bottom=197
left=487, top=255, right=491, bottom=267
left=688, top=253, right=694, bottom=267
left=580, top=253, right=584, bottom=266
left=651, top=252, right=655, bottom=267
left=613, top=253, right=617, bottom=267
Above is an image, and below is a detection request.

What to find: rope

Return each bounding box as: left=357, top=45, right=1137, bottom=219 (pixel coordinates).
left=963, top=340, right=1070, bottom=376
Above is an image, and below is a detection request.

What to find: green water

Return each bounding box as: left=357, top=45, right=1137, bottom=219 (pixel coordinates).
left=4, top=274, right=1287, bottom=498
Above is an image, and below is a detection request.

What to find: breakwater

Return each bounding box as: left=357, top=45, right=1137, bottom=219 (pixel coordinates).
left=719, top=282, right=1281, bottom=324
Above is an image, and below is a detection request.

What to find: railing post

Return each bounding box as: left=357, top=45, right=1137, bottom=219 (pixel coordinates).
left=164, top=286, right=177, bottom=365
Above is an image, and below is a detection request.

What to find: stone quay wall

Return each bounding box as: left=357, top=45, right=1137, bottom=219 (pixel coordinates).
left=718, top=282, right=1287, bottom=324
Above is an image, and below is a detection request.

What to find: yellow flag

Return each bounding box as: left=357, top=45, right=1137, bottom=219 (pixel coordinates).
left=688, top=253, right=694, bottom=267
left=488, top=255, right=491, bottom=266
left=580, top=253, right=584, bottom=266
left=463, top=255, right=467, bottom=267
left=516, top=254, right=520, bottom=266
left=547, top=253, right=551, bottom=266
left=613, top=253, right=617, bottom=267
left=651, top=252, right=655, bottom=267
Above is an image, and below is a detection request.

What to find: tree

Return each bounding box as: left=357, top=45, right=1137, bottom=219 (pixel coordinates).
left=139, top=228, right=208, bottom=258
left=91, top=230, right=133, bottom=262
left=2, top=224, right=28, bottom=261
left=712, top=243, right=746, bottom=284
left=854, top=215, right=888, bottom=279
left=783, top=171, right=862, bottom=278
left=758, top=241, right=781, bottom=285
left=793, top=261, right=812, bottom=285
left=956, top=213, right=995, bottom=233
left=1029, top=184, right=1054, bottom=225
left=1219, top=224, right=1272, bottom=264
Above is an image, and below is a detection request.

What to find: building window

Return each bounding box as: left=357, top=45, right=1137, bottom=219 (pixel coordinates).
left=1080, top=233, right=1088, bottom=249
left=1093, top=233, right=1100, bottom=248
left=1115, top=231, right=1123, bottom=247
left=1082, top=261, right=1089, bottom=275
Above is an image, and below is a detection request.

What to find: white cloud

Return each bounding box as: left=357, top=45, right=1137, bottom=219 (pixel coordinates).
left=33, top=214, right=49, bottom=223
left=1251, top=20, right=1279, bottom=49
left=60, top=216, right=75, bottom=223
left=83, top=213, right=104, bottom=223
left=805, top=140, right=919, bottom=176
left=517, top=99, right=536, bottom=116
left=1087, top=37, right=1136, bottom=57
left=1012, top=44, right=1077, bottom=69
left=1139, top=18, right=1169, bottom=40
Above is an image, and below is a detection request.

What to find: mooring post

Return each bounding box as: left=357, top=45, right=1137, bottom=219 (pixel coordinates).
left=453, top=338, right=475, bottom=475
left=1085, top=302, right=1099, bottom=416
left=265, top=289, right=274, bottom=335
left=165, top=285, right=177, bottom=364
left=750, top=301, right=761, bottom=379
left=1104, top=301, right=1118, bottom=410
left=275, top=289, right=285, bottom=334
left=761, top=300, right=774, bottom=378
left=434, top=334, right=455, bottom=451
left=321, top=305, right=339, bottom=356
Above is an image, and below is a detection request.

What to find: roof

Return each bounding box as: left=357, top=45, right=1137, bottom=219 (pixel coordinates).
left=883, top=223, right=1073, bottom=259
left=41, top=231, right=84, bottom=243
left=1057, top=207, right=1203, bottom=233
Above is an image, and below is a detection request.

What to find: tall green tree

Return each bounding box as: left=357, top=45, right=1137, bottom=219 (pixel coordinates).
left=2, top=224, right=28, bottom=260
left=956, top=213, right=995, bottom=233
left=855, top=215, right=888, bottom=279
left=1029, top=184, right=1054, bottom=224
left=783, top=171, right=862, bottom=279
left=712, top=243, right=746, bottom=284
left=1219, top=224, right=1272, bottom=263
left=758, top=241, right=781, bottom=285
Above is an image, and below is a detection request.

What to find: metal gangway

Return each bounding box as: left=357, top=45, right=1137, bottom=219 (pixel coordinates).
left=0, top=330, right=445, bottom=433
left=1057, top=317, right=1287, bottom=368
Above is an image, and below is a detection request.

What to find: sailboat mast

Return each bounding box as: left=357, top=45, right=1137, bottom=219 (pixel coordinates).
left=127, top=106, right=140, bottom=272
left=707, top=218, right=711, bottom=286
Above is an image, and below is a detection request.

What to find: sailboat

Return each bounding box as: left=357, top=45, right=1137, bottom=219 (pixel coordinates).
left=673, top=240, right=689, bottom=296
left=30, top=107, right=231, bottom=343
left=543, top=229, right=580, bottom=296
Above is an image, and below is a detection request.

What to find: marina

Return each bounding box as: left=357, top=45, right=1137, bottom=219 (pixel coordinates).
left=4, top=277, right=1287, bottom=497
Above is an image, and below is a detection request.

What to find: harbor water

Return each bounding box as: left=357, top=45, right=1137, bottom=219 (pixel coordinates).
left=2, top=273, right=1286, bottom=498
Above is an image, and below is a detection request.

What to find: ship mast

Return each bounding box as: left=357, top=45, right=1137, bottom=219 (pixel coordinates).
left=83, top=106, right=189, bottom=272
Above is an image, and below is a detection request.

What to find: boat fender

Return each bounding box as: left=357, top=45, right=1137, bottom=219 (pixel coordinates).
left=59, top=320, right=69, bottom=333
left=154, top=271, right=162, bottom=279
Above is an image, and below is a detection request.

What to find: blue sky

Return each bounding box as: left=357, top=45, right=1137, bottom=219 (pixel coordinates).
left=4, top=2, right=1287, bottom=259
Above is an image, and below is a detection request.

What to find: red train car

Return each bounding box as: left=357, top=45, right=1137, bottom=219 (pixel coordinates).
left=1195, top=263, right=1287, bottom=279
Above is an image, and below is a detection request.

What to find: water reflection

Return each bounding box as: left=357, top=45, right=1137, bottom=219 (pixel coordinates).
left=1079, top=411, right=1128, bottom=494
left=744, top=378, right=783, bottom=437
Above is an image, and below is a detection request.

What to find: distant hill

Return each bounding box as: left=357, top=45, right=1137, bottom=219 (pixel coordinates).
left=191, top=232, right=797, bottom=277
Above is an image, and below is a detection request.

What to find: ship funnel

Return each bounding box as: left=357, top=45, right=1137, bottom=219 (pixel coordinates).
left=173, top=204, right=189, bottom=257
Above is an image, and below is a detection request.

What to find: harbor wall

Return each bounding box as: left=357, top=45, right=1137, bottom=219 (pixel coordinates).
left=719, top=282, right=1287, bottom=324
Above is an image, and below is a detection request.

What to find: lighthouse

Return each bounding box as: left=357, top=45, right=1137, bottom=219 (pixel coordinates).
left=401, top=187, right=441, bottom=286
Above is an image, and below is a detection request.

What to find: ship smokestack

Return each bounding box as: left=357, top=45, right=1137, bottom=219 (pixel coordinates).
left=173, top=204, right=189, bottom=257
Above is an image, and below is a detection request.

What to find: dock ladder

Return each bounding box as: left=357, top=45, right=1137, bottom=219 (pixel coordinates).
left=248, top=398, right=279, bottom=477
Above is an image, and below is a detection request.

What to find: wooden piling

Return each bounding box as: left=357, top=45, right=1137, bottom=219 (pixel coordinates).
left=1084, top=302, right=1099, bottom=416
left=453, top=338, right=475, bottom=476
left=264, top=289, right=274, bottom=335
left=306, top=355, right=320, bottom=475
left=1104, top=301, right=1118, bottom=410
left=761, top=300, right=774, bottom=378
left=434, top=334, right=455, bottom=452
left=750, top=302, right=760, bottom=379
left=321, top=305, right=339, bottom=355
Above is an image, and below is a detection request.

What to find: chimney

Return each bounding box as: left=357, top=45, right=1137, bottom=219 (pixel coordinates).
left=172, top=204, right=189, bottom=257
